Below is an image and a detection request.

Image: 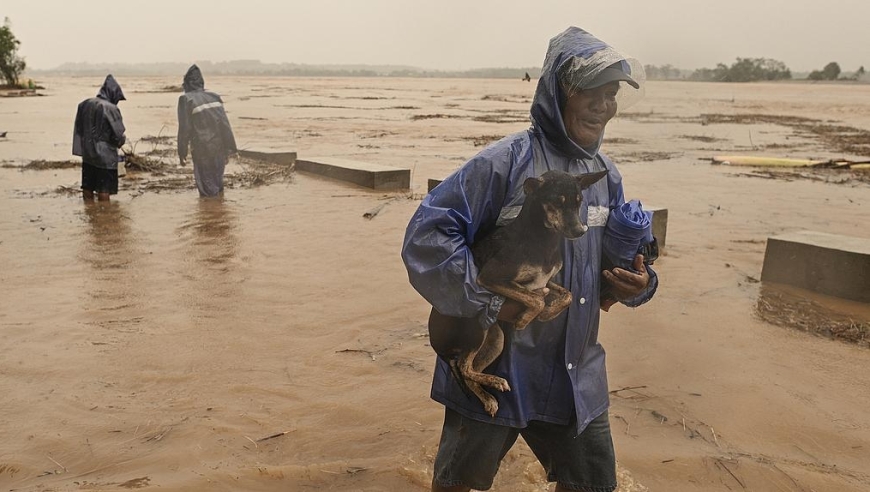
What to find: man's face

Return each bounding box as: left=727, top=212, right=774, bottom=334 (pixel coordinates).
left=561, top=81, right=619, bottom=148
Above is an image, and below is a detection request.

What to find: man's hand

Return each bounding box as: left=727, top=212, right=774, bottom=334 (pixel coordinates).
left=601, top=254, right=650, bottom=312
left=179, top=156, right=187, bottom=167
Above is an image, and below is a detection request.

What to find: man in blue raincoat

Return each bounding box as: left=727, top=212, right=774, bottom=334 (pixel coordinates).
left=177, top=65, right=237, bottom=197
left=73, top=74, right=126, bottom=202
left=402, top=27, right=658, bottom=492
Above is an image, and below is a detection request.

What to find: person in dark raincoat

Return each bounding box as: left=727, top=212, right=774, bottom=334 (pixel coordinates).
left=401, top=27, right=658, bottom=492
left=177, top=65, right=237, bottom=197
left=73, top=74, right=126, bottom=201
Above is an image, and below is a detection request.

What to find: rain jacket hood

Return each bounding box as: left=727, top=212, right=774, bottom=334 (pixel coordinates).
left=183, top=65, right=205, bottom=92
left=97, top=74, right=126, bottom=105
left=530, top=27, right=630, bottom=159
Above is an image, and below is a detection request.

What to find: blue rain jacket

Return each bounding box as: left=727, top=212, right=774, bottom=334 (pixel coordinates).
left=72, top=75, right=126, bottom=170
left=401, top=27, right=658, bottom=433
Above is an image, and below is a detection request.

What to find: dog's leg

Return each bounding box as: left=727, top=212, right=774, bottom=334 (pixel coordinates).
left=454, top=328, right=509, bottom=417
left=457, top=350, right=502, bottom=417
left=471, top=324, right=510, bottom=392
left=477, top=279, right=546, bottom=330
left=466, top=379, right=499, bottom=417
left=537, top=282, right=573, bottom=321
left=459, top=346, right=510, bottom=393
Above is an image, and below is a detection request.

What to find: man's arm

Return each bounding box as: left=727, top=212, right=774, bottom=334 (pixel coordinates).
left=599, top=155, right=659, bottom=311
left=105, top=105, right=126, bottom=148
left=401, top=151, right=515, bottom=330
left=217, top=96, right=237, bottom=155
left=72, top=103, right=83, bottom=156
left=177, top=95, right=190, bottom=164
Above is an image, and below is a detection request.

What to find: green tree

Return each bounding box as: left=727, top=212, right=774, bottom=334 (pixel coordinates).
left=0, top=17, right=27, bottom=87
left=823, top=62, right=841, bottom=80
left=808, top=61, right=841, bottom=81
left=723, top=58, right=791, bottom=82
left=690, top=58, right=790, bottom=82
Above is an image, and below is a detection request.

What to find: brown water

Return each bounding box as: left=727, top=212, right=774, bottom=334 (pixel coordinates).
left=2, top=77, right=870, bottom=491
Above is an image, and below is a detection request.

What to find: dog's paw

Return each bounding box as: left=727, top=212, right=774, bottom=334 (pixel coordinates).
left=481, top=375, right=511, bottom=392
left=483, top=399, right=499, bottom=417
left=491, top=377, right=511, bottom=393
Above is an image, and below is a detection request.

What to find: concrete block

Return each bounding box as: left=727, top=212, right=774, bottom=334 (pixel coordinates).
left=761, top=230, right=870, bottom=303
left=645, top=206, right=668, bottom=250
left=296, top=157, right=410, bottom=191
left=238, top=150, right=297, bottom=166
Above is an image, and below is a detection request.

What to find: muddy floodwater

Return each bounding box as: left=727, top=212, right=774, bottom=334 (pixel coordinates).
left=2, top=76, right=870, bottom=491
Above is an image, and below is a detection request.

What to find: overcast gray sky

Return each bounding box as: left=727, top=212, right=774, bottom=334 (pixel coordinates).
left=4, top=0, right=869, bottom=72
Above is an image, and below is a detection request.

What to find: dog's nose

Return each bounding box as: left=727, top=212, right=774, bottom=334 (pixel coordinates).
left=566, top=223, right=588, bottom=239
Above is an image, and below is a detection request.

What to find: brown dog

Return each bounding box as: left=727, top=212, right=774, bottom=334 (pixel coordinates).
left=428, top=169, right=608, bottom=416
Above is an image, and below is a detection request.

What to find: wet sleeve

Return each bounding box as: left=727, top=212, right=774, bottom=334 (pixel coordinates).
left=177, top=95, right=190, bottom=158
left=401, top=152, right=513, bottom=329
left=217, top=96, right=237, bottom=154
left=606, top=164, right=659, bottom=307
left=72, top=103, right=83, bottom=156
left=104, top=105, right=126, bottom=148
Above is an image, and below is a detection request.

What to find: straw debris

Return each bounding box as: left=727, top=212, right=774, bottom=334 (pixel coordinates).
left=755, top=286, right=870, bottom=347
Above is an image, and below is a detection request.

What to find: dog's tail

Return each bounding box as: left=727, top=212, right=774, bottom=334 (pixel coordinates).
left=447, top=357, right=476, bottom=400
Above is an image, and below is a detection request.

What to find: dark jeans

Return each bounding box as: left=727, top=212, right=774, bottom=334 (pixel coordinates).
left=433, top=408, right=617, bottom=491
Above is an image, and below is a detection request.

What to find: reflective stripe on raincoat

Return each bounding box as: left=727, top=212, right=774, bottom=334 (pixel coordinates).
left=401, top=27, right=657, bottom=433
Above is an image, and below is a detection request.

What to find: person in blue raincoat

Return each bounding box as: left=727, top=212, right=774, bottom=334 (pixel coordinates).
left=73, top=74, right=126, bottom=202
left=401, top=27, right=658, bottom=492
left=177, top=65, right=237, bottom=197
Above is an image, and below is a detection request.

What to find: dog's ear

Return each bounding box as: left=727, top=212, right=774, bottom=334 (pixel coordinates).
left=576, top=170, right=608, bottom=190
left=523, top=176, right=544, bottom=195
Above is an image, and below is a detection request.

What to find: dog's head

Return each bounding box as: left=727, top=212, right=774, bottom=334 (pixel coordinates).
left=523, top=169, right=609, bottom=239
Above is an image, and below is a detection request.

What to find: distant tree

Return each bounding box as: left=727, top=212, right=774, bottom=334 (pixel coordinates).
left=689, top=58, right=790, bottom=82
left=644, top=64, right=683, bottom=80
left=808, top=61, right=841, bottom=81
left=0, top=18, right=26, bottom=87
left=688, top=63, right=729, bottom=82
left=724, top=58, right=791, bottom=82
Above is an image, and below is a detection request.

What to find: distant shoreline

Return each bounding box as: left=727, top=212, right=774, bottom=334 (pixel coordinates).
left=26, top=62, right=542, bottom=80
left=25, top=73, right=870, bottom=86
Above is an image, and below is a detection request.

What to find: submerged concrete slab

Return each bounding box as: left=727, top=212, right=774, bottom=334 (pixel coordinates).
left=761, top=230, right=870, bottom=303
left=296, top=157, right=410, bottom=191
left=238, top=150, right=297, bottom=166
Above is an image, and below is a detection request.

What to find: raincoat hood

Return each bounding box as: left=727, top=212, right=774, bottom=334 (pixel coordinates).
left=183, top=65, right=205, bottom=92
left=97, top=74, right=126, bottom=105
left=530, top=27, right=634, bottom=158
